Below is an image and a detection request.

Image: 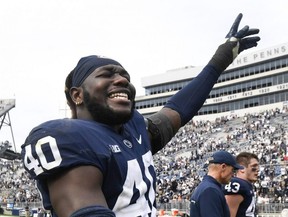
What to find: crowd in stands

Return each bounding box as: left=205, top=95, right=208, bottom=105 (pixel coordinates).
left=0, top=158, right=41, bottom=205
left=154, top=107, right=288, bottom=206
left=0, top=107, right=288, bottom=210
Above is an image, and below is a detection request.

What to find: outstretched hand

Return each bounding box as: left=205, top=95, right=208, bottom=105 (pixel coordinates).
left=226, top=13, right=261, bottom=59
left=208, top=13, right=261, bottom=72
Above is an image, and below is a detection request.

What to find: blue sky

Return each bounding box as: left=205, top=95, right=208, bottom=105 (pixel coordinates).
left=0, top=0, right=287, bottom=151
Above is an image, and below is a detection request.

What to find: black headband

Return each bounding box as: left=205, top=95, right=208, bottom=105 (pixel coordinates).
left=72, top=55, right=123, bottom=87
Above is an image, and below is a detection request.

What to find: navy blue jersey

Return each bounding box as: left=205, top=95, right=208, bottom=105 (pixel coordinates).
left=21, top=110, right=156, bottom=217
left=223, top=177, right=256, bottom=217
left=190, top=175, right=230, bottom=217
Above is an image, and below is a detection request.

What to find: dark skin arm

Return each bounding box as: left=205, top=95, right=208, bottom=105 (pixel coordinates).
left=47, top=166, right=108, bottom=217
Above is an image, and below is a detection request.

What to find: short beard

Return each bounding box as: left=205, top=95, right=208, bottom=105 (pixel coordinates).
left=83, top=89, right=134, bottom=125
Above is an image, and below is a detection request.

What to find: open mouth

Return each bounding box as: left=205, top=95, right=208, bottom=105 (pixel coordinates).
left=109, top=92, right=129, bottom=99
left=109, top=92, right=130, bottom=102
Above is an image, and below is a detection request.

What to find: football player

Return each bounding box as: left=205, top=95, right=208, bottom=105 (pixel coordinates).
left=190, top=150, right=244, bottom=217
left=21, top=13, right=260, bottom=217
left=223, top=152, right=259, bottom=217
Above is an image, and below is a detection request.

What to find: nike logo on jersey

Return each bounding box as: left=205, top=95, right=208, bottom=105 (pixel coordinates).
left=135, top=134, right=142, bottom=144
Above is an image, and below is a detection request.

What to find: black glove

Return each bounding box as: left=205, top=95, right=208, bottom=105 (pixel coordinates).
left=209, top=13, right=261, bottom=72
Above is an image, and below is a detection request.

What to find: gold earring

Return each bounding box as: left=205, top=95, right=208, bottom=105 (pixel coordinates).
left=75, top=101, right=82, bottom=106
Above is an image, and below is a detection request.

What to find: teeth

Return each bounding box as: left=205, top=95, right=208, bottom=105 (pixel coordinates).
left=110, top=93, right=128, bottom=99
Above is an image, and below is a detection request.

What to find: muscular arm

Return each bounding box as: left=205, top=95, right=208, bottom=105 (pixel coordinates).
left=225, top=194, right=244, bottom=217
left=47, top=166, right=109, bottom=217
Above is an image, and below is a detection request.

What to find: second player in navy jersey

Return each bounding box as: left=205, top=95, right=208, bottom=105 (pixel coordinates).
left=21, top=13, right=260, bottom=217
left=190, top=150, right=244, bottom=217
left=223, top=152, right=259, bottom=217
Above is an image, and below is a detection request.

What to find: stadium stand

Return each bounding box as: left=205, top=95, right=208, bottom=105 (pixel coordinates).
left=0, top=99, right=15, bottom=120
left=0, top=107, right=288, bottom=216
left=153, top=107, right=288, bottom=216
left=0, top=141, right=21, bottom=160
left=0, top=99, right=17, bottom=154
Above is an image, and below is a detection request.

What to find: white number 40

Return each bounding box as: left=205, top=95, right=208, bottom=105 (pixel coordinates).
left=23, top=136, right=62, bottom=176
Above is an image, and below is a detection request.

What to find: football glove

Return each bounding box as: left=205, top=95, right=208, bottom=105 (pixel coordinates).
left=209, top=13, right=261, bottom=72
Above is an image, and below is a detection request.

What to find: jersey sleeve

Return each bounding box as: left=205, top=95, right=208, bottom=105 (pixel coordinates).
left=21, top=119, right=112, bottom=180
left=223, top=178, right=244, bottom=196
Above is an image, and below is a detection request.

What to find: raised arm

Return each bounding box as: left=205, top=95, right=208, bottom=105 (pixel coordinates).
left=147, top=13, right=260, bottom=154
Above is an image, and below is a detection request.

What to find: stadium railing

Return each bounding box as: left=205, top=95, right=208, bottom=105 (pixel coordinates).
left=156, top=201, right=288, bottom=216
left=1, top=201, right=287, bottom=216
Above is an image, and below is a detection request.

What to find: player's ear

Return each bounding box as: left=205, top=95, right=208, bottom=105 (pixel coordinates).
left=70, top=87, right=84, bottom=105
left=239, top=167, right=246, bottom=173
left=220, top=163, right=227, bottom=171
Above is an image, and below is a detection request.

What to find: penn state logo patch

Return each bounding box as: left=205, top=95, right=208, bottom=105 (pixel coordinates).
left=123, top=139, right=133, bottom=148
